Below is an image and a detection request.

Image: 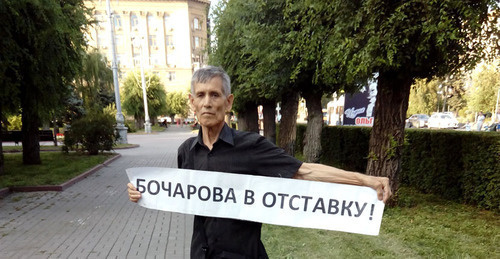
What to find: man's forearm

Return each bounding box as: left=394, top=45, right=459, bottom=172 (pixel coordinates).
left=294, top=162, right=391, bottom=202
left=294, top=162, right=366, bottom=185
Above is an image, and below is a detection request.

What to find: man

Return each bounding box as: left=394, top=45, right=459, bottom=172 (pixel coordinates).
left=128, top=66, right=391, bottom=258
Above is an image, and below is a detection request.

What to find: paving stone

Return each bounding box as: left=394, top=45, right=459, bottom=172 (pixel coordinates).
left=0, top=126, right=195, bottom=258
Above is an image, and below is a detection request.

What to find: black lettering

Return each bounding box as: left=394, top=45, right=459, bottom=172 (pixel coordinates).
left=341, top=200, right=353, bottom=216
left=277, top=193, right=289, bottom=209
left=147, top=180, right=160, bottom=195
left=301, top=196, right=313, bottom=212
left=263, top=192, right=276, bottom=208
left=354, top=202, right=367, bottom=217
left=225, top=188, right=236, bottom=203
left=161, top=181, right=171, bottom=196
left=173, top=183, right=185, bottom=198
left=244, top=190, right=255, bottom=205
left=198, top=186, right=210, bottom=201
left=312, top=198, right=326, bottom=213
left=187, top=185, right=196, bottom=199
left=289, top=195, right=300, bottom=210
left=328, top=199, right=339, bottom=214
left=136, top=179, right=146, bottom=193
left=213, top=187, right=223, bottom=202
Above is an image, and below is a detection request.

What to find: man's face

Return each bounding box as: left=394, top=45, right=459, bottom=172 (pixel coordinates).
left=189, top=77, right=233, bottom=130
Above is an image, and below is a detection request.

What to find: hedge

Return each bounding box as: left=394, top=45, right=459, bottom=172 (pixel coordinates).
left=294, top=125, right=500, bottom=212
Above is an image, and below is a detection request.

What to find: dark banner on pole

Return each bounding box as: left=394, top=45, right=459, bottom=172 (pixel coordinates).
left=343, top=78, right=377, bottom=126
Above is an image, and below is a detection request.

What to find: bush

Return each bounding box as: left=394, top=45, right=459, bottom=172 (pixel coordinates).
left=63, top=110, right=116, bottom=155
left=312, top=125, right=499, bottom=211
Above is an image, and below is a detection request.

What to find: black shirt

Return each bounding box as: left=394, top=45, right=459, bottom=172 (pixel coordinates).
left=177, top=124, right=302, bottom=259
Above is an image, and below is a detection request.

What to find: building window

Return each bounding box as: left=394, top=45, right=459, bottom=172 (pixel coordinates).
left=148, top=35, right=157, bottom=48
left=130, top=13, right=139, bottom=30
left=133, top=53, right=140, bottom=66
left=165, top=35, right=173, bottom=47
left=193, top=17, right=200, bottom=30
left=194, top=36, right=200, bottom=48
left=113, top=14, right=122, bottom=30
left=168, top=72, right=176, bottom=81
left=147, top=14, right=156, bottom=31
left=164, top=14, right=171, bottom=30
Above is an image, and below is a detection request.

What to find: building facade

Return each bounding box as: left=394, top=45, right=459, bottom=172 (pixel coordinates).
left=84, top=0, right=210, bottom=93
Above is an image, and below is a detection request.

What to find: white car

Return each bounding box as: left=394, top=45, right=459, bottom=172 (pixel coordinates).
left=428, top=113, right=458, bottom=129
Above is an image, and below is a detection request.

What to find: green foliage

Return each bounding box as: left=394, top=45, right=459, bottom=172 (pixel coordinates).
left=6, top=114, right=22, bottom=130
left=165, top=91, right=189, bottom=118
left=320, top=126, right=371, bottom=173
left=0, top=0, right=91, bottom=117
left=63, top=110, right=116, bottom=155
left=315, top=126, right=499, bottom=212
left=74, top=50, right=114, bottom=110
left=0, top=152, right=112, bottom=188
left=293, top=124, right=307, bottom=156
left=466, top=60, right=500, bottom=114
left=121, top=71, right=167, bottom=124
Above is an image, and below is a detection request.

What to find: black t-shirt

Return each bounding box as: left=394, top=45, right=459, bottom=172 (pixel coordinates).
left=177, top=124, right=303, bottom=259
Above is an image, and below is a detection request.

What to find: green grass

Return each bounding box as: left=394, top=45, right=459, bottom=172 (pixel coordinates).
left=262, top=187, right=499, bottom=258
left=2, top=143, right=136, bottom=152
left=0, top=152, right=114, bottom=188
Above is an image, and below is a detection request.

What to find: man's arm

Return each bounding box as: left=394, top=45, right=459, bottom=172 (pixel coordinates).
left=294, top=163, right=392, bottom=203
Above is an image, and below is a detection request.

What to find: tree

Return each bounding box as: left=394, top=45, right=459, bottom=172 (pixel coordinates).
left=121, top=71, right=167, bottom=129
left=319, top=0, right=499, bottom=194
left=407, top=79, right=440, bottom=116
left=74, top=50, right=114, bottom=110
left=467, top=60, right=500, bottom=115
left=165, top=91, right=189, bottom=123
left=0, top=0, right=91, bottom=165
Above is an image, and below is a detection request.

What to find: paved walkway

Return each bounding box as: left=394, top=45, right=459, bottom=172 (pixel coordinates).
left=0, top=125, right=196, bottom=258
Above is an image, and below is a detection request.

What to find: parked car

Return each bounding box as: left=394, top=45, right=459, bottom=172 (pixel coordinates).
left=428, top=113, right=459, bottom=129
left=406, top=114, right=429, bottom=128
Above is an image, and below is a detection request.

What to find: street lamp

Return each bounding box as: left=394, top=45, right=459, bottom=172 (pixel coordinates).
left=131, top=35, right=152, bottom=134
left=106, top=0, right=128, bottom=143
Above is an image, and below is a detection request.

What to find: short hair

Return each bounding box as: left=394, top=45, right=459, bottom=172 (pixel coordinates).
left=191, top=66, right=231, bottom=96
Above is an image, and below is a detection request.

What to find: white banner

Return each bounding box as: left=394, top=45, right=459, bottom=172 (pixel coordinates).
left=126, top=167, right=385, bottom=236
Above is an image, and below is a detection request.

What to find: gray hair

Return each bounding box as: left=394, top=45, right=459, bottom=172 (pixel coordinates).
left=191, top=66, right=231, bottom=96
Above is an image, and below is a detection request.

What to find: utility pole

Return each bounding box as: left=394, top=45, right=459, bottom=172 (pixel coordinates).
left=107, top=0, right=128, bottom=143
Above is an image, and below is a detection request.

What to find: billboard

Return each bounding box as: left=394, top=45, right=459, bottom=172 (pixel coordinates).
left=343, top=78, right=377, bottom=126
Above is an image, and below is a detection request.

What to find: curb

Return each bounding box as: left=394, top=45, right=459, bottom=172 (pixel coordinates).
left=0, top=153, right=121, bottom=198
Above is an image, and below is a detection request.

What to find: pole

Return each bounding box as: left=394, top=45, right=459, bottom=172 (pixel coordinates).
left=139, top=37, right=152, bottom=133
left=107, top=0, right=128, bottom=143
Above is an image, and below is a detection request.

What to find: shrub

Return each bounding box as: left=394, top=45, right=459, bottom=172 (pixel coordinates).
left=302, top=125, right=500, bottom=212
left=63, top=110, right=116, bottom=155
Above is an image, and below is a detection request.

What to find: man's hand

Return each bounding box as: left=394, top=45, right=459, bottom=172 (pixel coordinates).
left=127, top=182, right=142, bottom=203
left=363, top=176, right=391, bottom=203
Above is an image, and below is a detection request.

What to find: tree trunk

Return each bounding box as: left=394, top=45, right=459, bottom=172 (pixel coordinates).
left=22, top=97, right=41, bottom=165
left=366, top=71, right=412, bottom=194
left=278, top=91, right=299, bottom=155
left=262, top=101, right=276, bottom=144
left=303, top=90, right=323, bottom=163
left=53, top=125, right=59, bottom=147
left=237, top=102, right=259, bottom=133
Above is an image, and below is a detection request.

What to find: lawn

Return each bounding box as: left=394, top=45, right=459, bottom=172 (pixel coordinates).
left=0, top=152, right=114, bottom=188
left=262, top=187, right=499, bottom=258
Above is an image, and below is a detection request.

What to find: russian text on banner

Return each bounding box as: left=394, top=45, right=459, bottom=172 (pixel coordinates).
left=126, top=167, right=386, bottom=236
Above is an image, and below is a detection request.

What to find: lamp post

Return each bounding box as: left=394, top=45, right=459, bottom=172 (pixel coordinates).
left=106, top=0, right=128, bottom=143
left=132, top=35, right=152, bottom=134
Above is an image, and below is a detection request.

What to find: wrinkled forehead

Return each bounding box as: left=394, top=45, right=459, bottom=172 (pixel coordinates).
left=193, top=77, right=224, bottom=93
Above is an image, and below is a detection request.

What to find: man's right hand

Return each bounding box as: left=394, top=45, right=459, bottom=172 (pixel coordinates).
left=127, top=182, right=142, bottom=203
